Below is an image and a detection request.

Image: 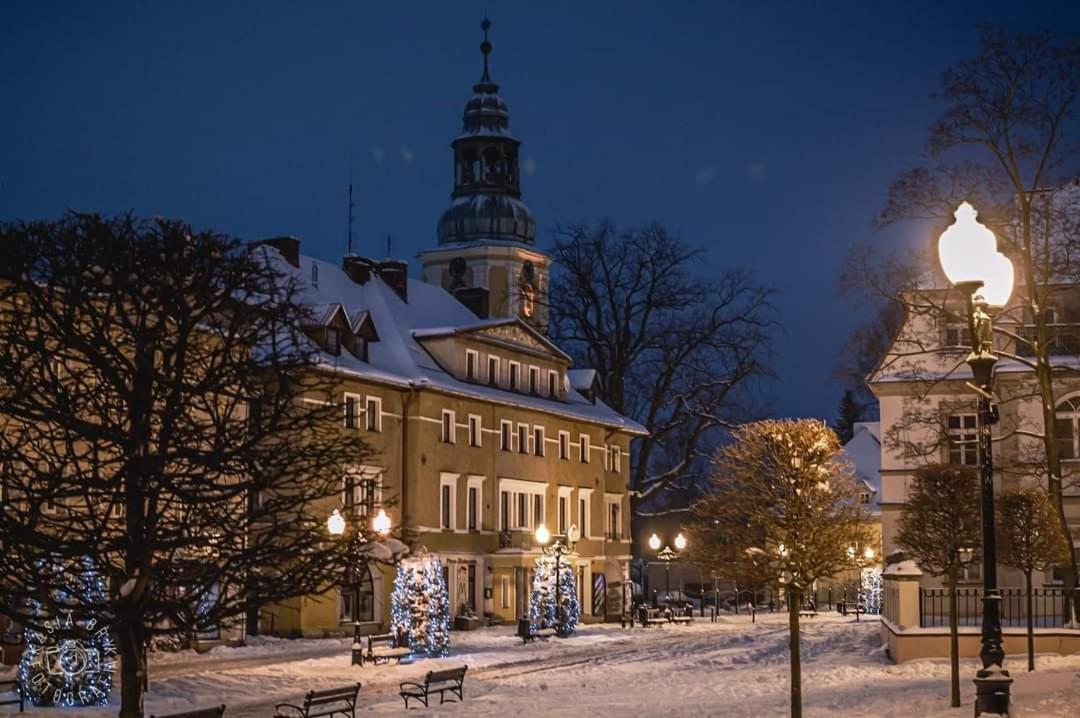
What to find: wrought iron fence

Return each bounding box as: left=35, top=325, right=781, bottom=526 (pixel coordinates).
left=919, top=587, right=1069, bottom=628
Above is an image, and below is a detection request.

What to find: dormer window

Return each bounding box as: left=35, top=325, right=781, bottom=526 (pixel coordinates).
left=547, top=371, right=557, bottom=398
left=488, top=356, right=500, bottom=386
left=509, top=361, right=520, bottom=391
left=466, top=349, right=479, bottom=381
left=326, top=328, right=341, bottom=356
left=529, top=366, right=540, bottom=394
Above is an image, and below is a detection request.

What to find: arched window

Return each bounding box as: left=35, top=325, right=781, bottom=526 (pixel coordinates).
left=1055, top=396, right=1080, bottom=461
left=339, top=563, right=375, bottom=623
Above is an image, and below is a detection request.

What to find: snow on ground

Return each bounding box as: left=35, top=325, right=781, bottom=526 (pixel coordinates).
left=3, top=614, right=1079, bottom=717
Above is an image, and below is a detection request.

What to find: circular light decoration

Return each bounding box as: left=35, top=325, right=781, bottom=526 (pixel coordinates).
left=20, top=609, right=116, bottom=706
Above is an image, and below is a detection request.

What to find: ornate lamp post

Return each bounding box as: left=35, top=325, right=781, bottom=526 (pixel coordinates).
left=650, top=532, right=687, bottom=607
left=535, top=523, right=574, bottom=635
left=937, top=201, right=1014, bottom=716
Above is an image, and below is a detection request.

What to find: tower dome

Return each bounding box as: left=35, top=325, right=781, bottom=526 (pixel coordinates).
left=436, top=18, right=536, bottom=246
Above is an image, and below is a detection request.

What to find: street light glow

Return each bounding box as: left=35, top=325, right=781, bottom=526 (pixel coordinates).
left=674, top=532, right=687, bottom=550
left=327, top=508, right=346, bottom=536
left=648, top=533, right=661, bottom=551
left=937, top=202, right=1014, bottom=308
left=535, top=523, right=551, bottom=545
left=372, top=508, right=391, bottom=536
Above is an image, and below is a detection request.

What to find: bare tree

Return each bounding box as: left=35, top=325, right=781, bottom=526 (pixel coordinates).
left=896, top=463, right=982, bottom=708
left=688, top=419, right=872, bottom=718
left=0, top=214, right=388, bottom=717
left=997, top=486, right=1070, bottom=671
left=546, top=221, right=775, bottom=513
left=843, top=26, right=1080, bottom=609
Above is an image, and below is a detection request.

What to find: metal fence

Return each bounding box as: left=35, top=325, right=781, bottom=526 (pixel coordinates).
left=919, top=587, right=1069, bottom=628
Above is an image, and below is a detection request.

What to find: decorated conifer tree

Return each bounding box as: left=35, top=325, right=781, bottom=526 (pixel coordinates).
left=423, top=559, right=451, bottom=656
left=529, top=554, right=580, bottom=636
left=389, top=556, right=450, bottom=657
left=390, top=563, right=415, bottom=646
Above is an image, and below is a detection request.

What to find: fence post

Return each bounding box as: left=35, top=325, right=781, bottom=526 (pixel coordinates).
left=883, top=559, right=923, bottom=630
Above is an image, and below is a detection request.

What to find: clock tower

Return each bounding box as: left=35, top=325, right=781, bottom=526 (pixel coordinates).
left=418, top=18, right=550, bottom=332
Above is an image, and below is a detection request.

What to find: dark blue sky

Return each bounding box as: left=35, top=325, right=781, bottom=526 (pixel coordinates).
left=3, top=1, right=1077, bottom=420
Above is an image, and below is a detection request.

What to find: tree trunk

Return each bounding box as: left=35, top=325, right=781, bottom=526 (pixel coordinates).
left=117, top=615, right=146, bottom=718
left=948, top=570, right=960, bottom=708
left=1026, top=571, right=1035, bottom=672
left=787, top=587, right=802, bottom=718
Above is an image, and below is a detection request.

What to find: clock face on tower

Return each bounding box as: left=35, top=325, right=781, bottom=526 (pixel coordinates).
left=449, top=257, right=468, bottom=279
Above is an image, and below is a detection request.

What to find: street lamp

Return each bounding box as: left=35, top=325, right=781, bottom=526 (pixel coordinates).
left=327, top=508, right=346, bottom=536
left=650, top=533, right=687, bottom=608
left=937, top=201, right=1014, bottom=716
left=535, top=523, right=574, bottom=636
left=373, top=509, right=392, bottom=537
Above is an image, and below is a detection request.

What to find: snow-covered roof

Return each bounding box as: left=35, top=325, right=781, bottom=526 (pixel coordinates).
left=567, top=369, right=598, bottom=392
left=256, top=244, right=647, bottom=435
left=841, top=422, right=881, bottom=517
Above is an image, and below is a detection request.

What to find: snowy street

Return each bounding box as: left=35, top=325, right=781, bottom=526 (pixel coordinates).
left=5, top=614, right=1079, bottom=717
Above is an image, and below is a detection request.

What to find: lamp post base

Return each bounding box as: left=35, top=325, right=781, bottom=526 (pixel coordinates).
left=974, top=665, right=1012, bottom=717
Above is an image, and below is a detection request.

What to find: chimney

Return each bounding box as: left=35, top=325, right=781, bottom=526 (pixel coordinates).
left=455, top=287, right=490, bottom=319
left=343, top=255, right=374, bottom=285
left=376, top=260, right=408, bottom=302
left=252, top=236, right=300, bottom=268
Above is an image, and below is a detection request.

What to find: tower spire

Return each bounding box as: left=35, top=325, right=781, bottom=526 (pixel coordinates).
left=480, top=17, right=492, bottom=83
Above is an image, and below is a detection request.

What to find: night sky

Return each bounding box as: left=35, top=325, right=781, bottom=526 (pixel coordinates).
left=3, top=1, right=1078, bottom=421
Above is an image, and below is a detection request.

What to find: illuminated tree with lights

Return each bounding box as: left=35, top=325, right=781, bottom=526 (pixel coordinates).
left=390, top=556, right=450, bottom=657
left=529, top=554, right=579, bottom=637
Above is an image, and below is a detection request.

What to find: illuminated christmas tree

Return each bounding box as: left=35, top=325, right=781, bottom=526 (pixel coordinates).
left=390, top=556, right=450, bottom=657
left=529, top=554, right=579, bottom=637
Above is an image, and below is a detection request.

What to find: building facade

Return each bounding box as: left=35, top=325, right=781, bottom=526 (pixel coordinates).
left=259, top=25, right=645, bottom=638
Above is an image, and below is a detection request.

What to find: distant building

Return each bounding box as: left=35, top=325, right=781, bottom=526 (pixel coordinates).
left=258, top=22, right=645, bottom=638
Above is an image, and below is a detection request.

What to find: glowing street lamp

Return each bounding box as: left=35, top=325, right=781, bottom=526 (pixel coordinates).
left=648, top=533, right=661, bottom=551
left=534, top=523, right=572, bottom=635
left=937, top=201, right=1014, bottom=716
left=535, top=523, right=551, bottom=546
left=372, top=509, right=392, bottom=537
left=327, top=509, right=346, bottom=536
left=649, top=533, right=687, bottom=608
left=674, top=533, right=687, bottom=551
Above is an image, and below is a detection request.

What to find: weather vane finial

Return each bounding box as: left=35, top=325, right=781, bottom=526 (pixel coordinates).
left=480, top=17, right=492, bottom=82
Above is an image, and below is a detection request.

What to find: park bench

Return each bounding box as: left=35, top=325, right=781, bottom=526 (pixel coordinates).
left=517, top=618, right=556, bottom=643
left=274, top=683, right=361, bottom=718
left=150, top=706, right=225, bottom=718
left=399, top=665, right=467, bottom=709
left=670, top=612, right=693, bottom=625
left=0, top=679, right=23, bottom=713
left=364, top=633, right=412, bottom=666
left=638, top=606, right=665, bottom=626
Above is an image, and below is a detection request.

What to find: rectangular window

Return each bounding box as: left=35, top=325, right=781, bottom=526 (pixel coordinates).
left=559, top=495, right=568, bottom=534
left=559, top=431, right=570, bottom=460
left=518, top=423, right=529, bottom=454
left=344, top=394, right=361, bottom=429
left=534, top=427, right=545, bottom=457
left=613, top=445, right=622, bottom=473
left=466, top=349, right=479, bottom=380
left=608, top=501, right=621, bottom=540
left=468, top=486, right=479, bottom=531
left=947, top=414, right=978, bottom=466
left=533, top=494, right=543, bottom=527
left=517, top=493, right=528, bottom=529
left=343, top=472, right=377, bottom=517
left=500, top=490, right=510, bottom=532
left=441, top=482, right=453, bottom=530
left=944, top=323, right=972, bottom=349
left=580, top=434, right=590, bottom=463
left=500, top=420, right=512, bottom=451
left=579, top=496, right=589, bottom=537
left=468, top=415, right=481, bottom=447
left=442, top=410, right=456, bottom=444
left=501, top=576, right=510, bottom=609
left=604, top=445, right=612, bottom=471
left=529, top=366, right=540, bottom=394
left=326, top=328, right=341, bottom=355
left=509, top=361, right=520, bottom=390
left=488, top=356, right=500, bottom=386
left=548, top=371, right=558, bottom=397
left=1056, top=416, right=1076, bottom=460
left=365, top=396, right=382, bottom=432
